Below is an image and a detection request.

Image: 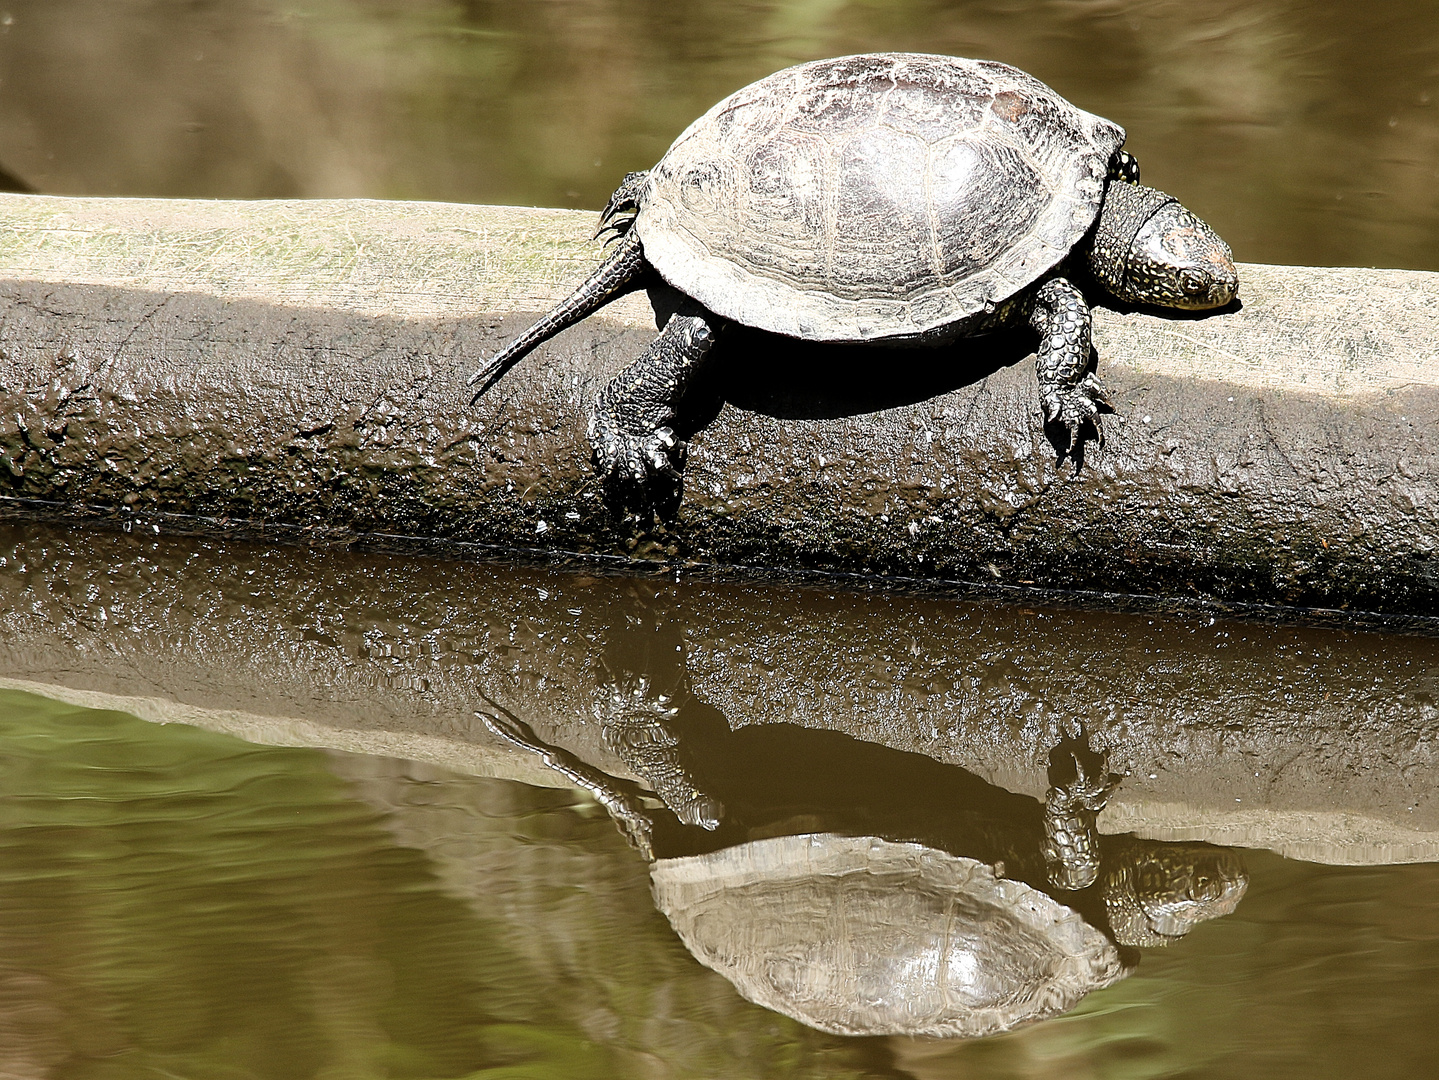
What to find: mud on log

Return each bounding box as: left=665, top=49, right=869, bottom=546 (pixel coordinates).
left=0, top=193, right=1436, bottom=615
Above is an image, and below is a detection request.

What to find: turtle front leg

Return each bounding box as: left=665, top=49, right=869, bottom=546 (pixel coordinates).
left=1028, top=277, right=1110, bottom=452
left=1042, top=742, right=1122, bottom=892
left=588, top=309, right=723, bottom=509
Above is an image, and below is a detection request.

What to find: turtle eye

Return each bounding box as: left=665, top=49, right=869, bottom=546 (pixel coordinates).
left=1178, top=268, right=1210, bottom=296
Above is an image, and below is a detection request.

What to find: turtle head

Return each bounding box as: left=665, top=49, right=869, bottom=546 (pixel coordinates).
left=1088, top=181, right=1238, bottom=311
left=1103, top=842, right=1248, bottom=947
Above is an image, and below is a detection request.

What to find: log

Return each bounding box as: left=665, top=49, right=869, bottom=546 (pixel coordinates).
left=1, top=521, right=1436, bottom=866
left=1, top=193, right=1437, bottom=615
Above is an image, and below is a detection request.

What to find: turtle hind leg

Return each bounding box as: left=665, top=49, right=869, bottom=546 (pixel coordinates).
left=1028, top=277, right=1111, bottom=457
left=598, top=677, right=724, bottom=830
left=588, top=306, right=725, bottom=514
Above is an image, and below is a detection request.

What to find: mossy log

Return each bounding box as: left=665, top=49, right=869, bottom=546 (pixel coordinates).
left=1, top=193, right=1437, bottom=615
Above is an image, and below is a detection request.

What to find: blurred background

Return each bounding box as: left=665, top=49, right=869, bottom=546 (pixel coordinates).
left=0, top=0, right=1435, bottom=271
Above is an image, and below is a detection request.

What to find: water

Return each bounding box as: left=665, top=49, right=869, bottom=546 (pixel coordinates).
left=0, top=687, right=1436, bottom=1078
left=1, top=1, right=1438, bottom=1075
left=0, top=522, right=1437, bottom=1075
left=0, top=0, right=1436, bottom=272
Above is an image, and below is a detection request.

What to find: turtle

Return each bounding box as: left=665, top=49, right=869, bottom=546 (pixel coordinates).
left=475, top=699, right=1248, bottom=1039
left=467, top=53, right=1238, bottom=504
left=651, top=833, right=1123, bottom=1039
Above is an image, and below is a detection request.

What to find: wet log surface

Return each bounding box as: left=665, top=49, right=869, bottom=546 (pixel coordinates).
left=0, top=194, right=1437, bottom=617
left=1, top=522, right=1436, bottom=866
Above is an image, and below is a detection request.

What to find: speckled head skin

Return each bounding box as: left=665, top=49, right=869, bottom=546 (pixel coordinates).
left=1087, top=180, right=1237, bottom=310
left=1102, top=842, right=1248, bottom=947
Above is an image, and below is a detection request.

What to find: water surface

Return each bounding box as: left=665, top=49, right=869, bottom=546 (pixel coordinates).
left=0, top=521, right=1437, bottom=1076
left=1, top=687, right=1436, bottom=1078
left=0, top=0, right=1435, bottom=271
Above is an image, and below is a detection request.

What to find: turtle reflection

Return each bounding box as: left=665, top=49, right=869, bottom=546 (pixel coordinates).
left=479, top=698, right=1246, bottom=1041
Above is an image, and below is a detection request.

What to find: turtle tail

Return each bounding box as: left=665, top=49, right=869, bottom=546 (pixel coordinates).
left=467, top=227, right=649, bottom=401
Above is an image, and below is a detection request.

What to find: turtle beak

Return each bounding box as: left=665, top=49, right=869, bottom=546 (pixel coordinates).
left=1173, top=235, right=1238, bottom=309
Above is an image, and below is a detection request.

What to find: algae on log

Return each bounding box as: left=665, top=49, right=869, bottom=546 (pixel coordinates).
left=0, top=193, right=1436, bottom=614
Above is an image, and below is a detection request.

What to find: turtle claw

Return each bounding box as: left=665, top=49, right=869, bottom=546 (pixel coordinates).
left=587, top=406, right=689, bottom=506
left=1050, top=749, right=1121, bottom=814
left=1043, top=373, right=1110, bottom=453
left=617, top=810, right=657, bottom=862
left=646, top=427, right=684, bottom=479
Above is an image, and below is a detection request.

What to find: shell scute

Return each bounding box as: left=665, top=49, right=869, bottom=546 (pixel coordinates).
left=675, top=159, right=730, bottom=215
left=931, top=136, right=1047, bottom=284
left=787, top=54, right=900, bottom=134
left=650, top=834, right=1126, bottom=1039
left=831, top=127, right=934, bottom=295
left=637, top=53, right=1125, bottom=341
left=881, top=74, right=992, bottom=141
left=745, top=133, right=826, bottom=232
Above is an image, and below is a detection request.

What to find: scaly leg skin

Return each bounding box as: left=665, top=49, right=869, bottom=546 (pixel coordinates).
left=1028, top=277, right=1110, bottom=453
left=1042, top=746, right=1122, bottom=892
left=597, top=677, right=724, bottom=830
left=587, top=310, right=723, bottom=510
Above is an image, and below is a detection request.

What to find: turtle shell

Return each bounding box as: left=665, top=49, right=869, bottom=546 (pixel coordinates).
left=636, top=53, right=1124, bottom=342
left=649, top=833, right=1127, bottom=1039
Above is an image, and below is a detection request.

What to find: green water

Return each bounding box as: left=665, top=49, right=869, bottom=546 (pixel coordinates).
left=1, top=687, right=1435, bottom=1078
left=0, top=0, right=1436, bottom=272
left=0, top=689, right=876, bottom=1079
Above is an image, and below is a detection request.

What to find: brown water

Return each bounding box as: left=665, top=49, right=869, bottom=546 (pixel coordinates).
left=0, top=521, right=1437, bottom=1076
left=0, top=0, right=1436, bottom=272
left=0, top=685, right=1436, bottom=1079
left=1, top=2, right=1438, bottom=1076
